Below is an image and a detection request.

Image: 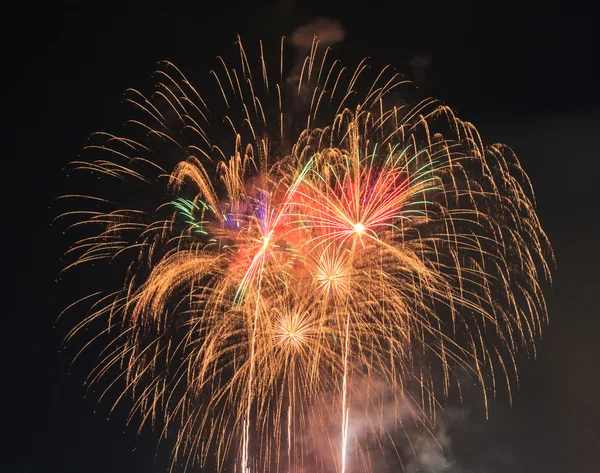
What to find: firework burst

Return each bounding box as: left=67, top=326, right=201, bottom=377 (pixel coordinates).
left=58, top=37, right=553, bottom=473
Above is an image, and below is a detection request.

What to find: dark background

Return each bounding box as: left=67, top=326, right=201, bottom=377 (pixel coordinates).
left=8, top=1, right=599, bottom=472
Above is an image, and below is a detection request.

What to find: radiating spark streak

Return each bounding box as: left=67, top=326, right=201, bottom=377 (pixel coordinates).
left=341, top=310, right=351, bottom=473
left=287, top=404, right=292, bottom=473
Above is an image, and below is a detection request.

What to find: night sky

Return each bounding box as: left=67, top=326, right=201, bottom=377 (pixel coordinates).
left=9, top=2, right=599, bottom=472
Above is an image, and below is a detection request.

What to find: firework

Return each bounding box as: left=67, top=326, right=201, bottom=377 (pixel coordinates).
left=58, top=37, right=553, bottom=473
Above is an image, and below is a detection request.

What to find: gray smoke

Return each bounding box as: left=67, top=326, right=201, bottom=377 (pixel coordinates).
left=406, top=423, right=454, bottom=473
left=410, top=54, right=432, bottom=88
left=339, top=376, right=515, bottom=473
left=289, top=17, right=345, bottom=49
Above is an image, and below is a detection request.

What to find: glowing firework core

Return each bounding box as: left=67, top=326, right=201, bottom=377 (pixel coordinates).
left=275, top=312, right=311, bottom=350
left=353, top=222, right=366, bottom=234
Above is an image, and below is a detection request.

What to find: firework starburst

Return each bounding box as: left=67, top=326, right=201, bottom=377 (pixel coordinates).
left=58, top=37, right=553, bottom=473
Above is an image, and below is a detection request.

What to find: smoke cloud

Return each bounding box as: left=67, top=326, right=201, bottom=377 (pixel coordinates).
left=303, top=374, right=516, bottom=473
left=289, top=17, right=345, bottom=49
left=410, top=54, right=432, bottom=88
